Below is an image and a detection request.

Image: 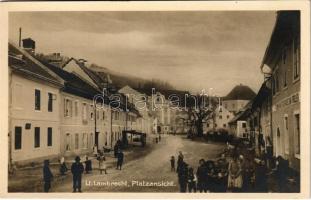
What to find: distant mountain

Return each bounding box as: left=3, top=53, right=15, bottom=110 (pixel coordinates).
left=89, top=63, right=175, bottom=91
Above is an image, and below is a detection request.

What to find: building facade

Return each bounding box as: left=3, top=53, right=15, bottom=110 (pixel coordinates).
left=9, top=43, right=63, bottom=165
left=261, top=11, right=300, bottom=170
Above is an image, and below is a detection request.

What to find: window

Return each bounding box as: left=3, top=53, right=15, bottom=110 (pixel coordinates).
left=64, top=98, right=72, bottom=117
left=82, top=103, right=87, bottom=121
left=224, top=103, right=227, bottom=109
left=284, top=115, right=289, bottom=154
left=74, top=101, right=78, bottom=117
left=214, top=123, right=217, bottom=128
left=206, top=123, right=209, bottom=128
left=219, top=108, right=222, bottom=112
left=14, top=126, right=22, bottom=150
left=294, top=112, right=300, bottom=156
left=75, top=133, right=79, bottom=149
left=102, top=111, right=105, bottom=120
left=35, top=89, right=41, bottom=110
left=227, top=115, right=230, bottom=119
left=219, top=115, right=222, bottom=119
left=34, top=127, right=40, bottom=148
left=223, top=124, right=227, bottom=128
left=242, top=122, right=246, bottom=128
left=293, top=37, right=300, bottom=81
left=48, top=93, right=53, bottom=112
left=47, top=127, right=52, bottom=146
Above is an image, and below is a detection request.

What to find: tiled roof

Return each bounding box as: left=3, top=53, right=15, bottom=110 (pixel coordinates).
left=37, top=58, right=102, bottom=101
left=224, top=84, right=256, bottom=101
left=9, top=43, right=63, bottom=87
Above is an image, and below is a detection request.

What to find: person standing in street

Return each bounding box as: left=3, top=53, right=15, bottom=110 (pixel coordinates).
left=170, top=156, right=176, bottom=172
left=59, top=156, right=68, bottom=176
left=116, top=150, right=124, bottom=170
left=227, top=155, right=243, bottom=192
left=114, top=143, right=119, bottom=158
left=93, top=144, right=98, bottom=158
left=241, top=157, right=254, bottom=192
left=254, top=159, right=268, bottom=192
left=196, top=159, right=208, bottom=193
left=187, top=167, right=197, bottom=193
left=274, top=156, right=289, bottom=192
left=177, top=151, right=184, bottom=173
left=71, top=156, right=84, bottom=193
left=177, top=161, right=188, bottom=193
left=85, top=156, right=92, bottom=174
left=43, top=160, right=53, bottom=193
left=98, top=155, right=107, bottom=174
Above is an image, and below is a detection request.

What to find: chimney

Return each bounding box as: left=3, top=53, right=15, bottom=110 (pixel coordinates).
left=19, top=27, right=22, bottom=47
left=22, top=38, right=36, bottom=54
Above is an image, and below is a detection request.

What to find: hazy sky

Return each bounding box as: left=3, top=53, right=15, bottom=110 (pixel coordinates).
left=9, top=11, right=276, bottom=95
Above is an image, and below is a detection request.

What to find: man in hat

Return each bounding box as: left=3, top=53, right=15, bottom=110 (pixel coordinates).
left=71, top=156, right=84, bottom=192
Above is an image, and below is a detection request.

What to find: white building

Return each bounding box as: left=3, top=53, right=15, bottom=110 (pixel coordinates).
left=204, top=104, right=235, bottom=133
left=119, top=85, right=154, bottom=135
left=9, top=42, right=64, bottom=165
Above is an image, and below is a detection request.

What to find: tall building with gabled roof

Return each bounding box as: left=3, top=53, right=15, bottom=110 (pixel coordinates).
left=222, top=84, right=256, bottom=114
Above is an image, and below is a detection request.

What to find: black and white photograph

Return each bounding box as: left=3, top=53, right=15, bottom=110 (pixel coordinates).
left=0, top=1, right=310, bottom=198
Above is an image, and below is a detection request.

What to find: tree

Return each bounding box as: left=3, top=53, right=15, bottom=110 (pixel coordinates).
left=185, top=94, right=219, bottom=137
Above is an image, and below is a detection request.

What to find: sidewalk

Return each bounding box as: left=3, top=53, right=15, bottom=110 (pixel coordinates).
left=8, top=143, right=154, bottom=192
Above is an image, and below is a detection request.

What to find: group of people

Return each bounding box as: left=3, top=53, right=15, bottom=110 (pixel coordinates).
left=42, top=144, right=125, bottom=193
left=171, top=147, right=290, bottom=193
left=171, top=151, right=230, bottom=193
left=43, top=156, right=85, bottom=193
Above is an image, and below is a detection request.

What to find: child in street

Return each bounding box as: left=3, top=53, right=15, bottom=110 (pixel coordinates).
left=188, top=167, right=197, bottom=193
left=170, top=156, right=175, bottom=172
left=98, top=155, right=107, bottom=174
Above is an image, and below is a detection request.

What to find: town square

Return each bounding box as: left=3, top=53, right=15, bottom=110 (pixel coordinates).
left=6, top=9, right=302, bottom=194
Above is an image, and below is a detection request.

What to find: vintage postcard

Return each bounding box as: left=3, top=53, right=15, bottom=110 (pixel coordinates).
left=0, top=1, right=310, bottom=199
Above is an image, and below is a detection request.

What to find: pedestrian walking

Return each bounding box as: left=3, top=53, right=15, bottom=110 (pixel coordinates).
left=59, top=156, right=68, bottom=176
left=85, top=156, right=92, bottom=174
left=196, top=159, right=208, bottom=193
left=98, top=155, right=107, bottom=174
left=43, top=160, right=53, bottom=193
left=116, top=150, right=124, bottom=170
left=187, top=167, right=197, bottom=193
left=254, top=159, right=268, bottom=192
left=170, top=156, right=175, bottom=172
left=93, top=144, right=98, bottom=157
left=227, top=155, right=243, bottom=192
left=177, top=161, right=188, bottom=193
left=71, top=156, right=84, bottom=193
